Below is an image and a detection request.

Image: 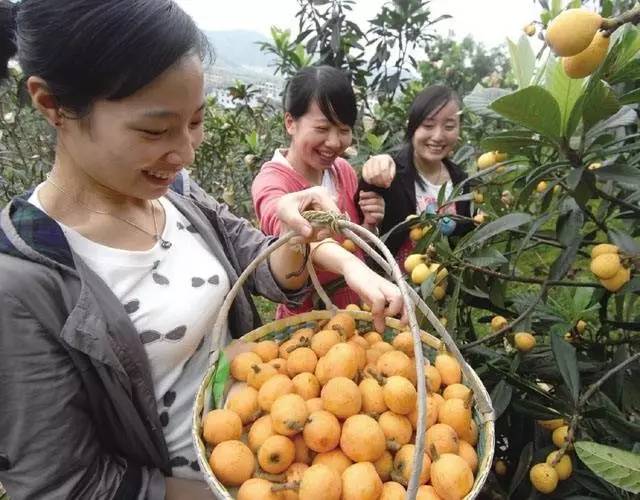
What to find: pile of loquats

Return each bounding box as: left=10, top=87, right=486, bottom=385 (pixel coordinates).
left=589, top=243, right=633, bottom=292
left=403, top=247, right=449, bottom=303
left=200, top=311, right=484, bottom=500
left=528, top=419, right=574, bottom=494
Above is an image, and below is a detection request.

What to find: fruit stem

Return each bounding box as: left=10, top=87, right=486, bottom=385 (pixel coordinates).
left=464, top=390, right=475, bottom=409
left=286, top=421, right=305, bottom=432
left=271, top=481, right=300, bottom=492
left=254, top=470, right=287, bottom=483
left=390, top=470, right=408, bottom=486
left=386, top=439, right=402, bottom=452
left=366, top=367, right=387, bottom=386
left=552, top=414, right=578, bottom=466
left=601, top=3, right=640, bottom=34
left=286, top=339, right=310, bottom=352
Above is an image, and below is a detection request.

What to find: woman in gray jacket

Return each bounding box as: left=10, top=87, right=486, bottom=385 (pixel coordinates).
left=0, top=1, right=403, bottom=498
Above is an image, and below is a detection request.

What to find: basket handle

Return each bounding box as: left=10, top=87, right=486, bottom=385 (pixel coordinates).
left=342, top=226, right=494, bottom=418
left=209, top=210, right=484, bottom=498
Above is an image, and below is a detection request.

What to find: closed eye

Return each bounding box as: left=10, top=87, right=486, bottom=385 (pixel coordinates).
left=139, top=128, right=168, bottom=136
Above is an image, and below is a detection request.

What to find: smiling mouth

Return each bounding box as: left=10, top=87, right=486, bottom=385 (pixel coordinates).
left=317, top=150, right=336, bottom=161
left=143, top=170, right=174, bottom=180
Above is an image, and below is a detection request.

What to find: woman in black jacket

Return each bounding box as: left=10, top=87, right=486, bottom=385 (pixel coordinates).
left=358, top=85, right=473, bottom=261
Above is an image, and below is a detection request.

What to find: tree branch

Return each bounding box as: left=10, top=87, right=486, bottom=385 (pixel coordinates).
left=601, top=3, right=640, bottom=34
left=454, top=262, right=602, bottom=288
left=579, top=352, right=640, bottom=407
left=461, top=283, right=549, bottom=351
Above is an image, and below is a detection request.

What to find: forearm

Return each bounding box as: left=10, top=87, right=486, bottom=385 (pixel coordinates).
left=268, top=238, right=361, bottom=290
left=310, top=238, right=361, bottom=275
left=269, top=243, right=308, bottom=290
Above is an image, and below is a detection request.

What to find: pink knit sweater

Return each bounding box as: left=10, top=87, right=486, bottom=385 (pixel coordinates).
left=252, top=151, right=363, bottom=317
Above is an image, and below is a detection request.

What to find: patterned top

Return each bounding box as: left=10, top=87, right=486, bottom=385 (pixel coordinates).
left=29, top=186, right=230, bottom=480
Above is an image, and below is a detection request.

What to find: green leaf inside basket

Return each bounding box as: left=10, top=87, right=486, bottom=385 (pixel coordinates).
left=211, top=351, right=230, bottom=409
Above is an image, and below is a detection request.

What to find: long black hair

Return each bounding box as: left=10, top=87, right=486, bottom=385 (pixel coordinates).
left=0, top=0, right=17, bottom=79
left=406, top=85, right=461, bottom=142
left=0, top=0, right=208, bottom=116
left=284, top=65, right=357, bottom=128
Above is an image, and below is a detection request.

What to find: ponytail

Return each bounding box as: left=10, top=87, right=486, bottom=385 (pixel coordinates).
left=0, top=0, right=18, bottom=79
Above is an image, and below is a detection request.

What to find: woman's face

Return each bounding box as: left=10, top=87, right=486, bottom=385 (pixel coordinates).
left=58, top=54, right=205, bottom=200
left=285, top=100, right=353, bottom=172
left=411, top=99, right=460, bottom=167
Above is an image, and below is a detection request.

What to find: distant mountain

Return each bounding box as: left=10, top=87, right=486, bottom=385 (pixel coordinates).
left=204, top=30, right=278, bottom=75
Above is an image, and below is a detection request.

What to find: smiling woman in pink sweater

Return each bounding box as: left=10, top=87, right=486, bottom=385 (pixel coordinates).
left=252, top=65, right=384, bottom=318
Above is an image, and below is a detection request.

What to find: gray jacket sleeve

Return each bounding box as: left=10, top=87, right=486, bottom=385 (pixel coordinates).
left=187, top=179, right=309, bottom=305
left=0, top=293, right=165, bottom=500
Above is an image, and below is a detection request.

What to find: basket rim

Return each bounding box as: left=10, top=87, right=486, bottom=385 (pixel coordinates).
left=193, top=309, right=495, bottom=499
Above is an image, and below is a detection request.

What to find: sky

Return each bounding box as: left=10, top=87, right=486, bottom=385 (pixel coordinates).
left=175, top=0, right=543, bottom=49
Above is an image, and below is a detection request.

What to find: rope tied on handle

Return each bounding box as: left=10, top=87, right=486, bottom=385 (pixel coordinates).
left=284, top=210, right=350, bottom=279
left=301, top=209, right=350, bottom=233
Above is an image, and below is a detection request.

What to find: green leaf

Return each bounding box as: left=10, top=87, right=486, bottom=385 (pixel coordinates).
left=598, top=24, right=640, bottom=82
left=489, top=278, right=506, bottom=308
left=514, top=212, right=553, bottom=266
left=490, top=86, right=562, bottom=141
left=575, top=441, right=640, bottom=494
left=573, top=287, right=596, bottom=311
left=244, top=131, right=259, bottom=151
left=601, top=0, right=613, bottom=17
left=507, top=35, right=536, bottom=89
left=212, top=351, right=230, bottom=409
left=456, top=212, right=533, bottom=252
left=566, top=94, right=585, bottom=138
left=365, top=131, right=389, bottom=153
left=465, top=247, right=508, bottom=267
left=550, top=332, right=580, bottom=405
left=550, top=0, right=562, bottom=17
left=609, top=58, right=640, bottom=85
left=556, top=199, right=584, bottom=247
left=487, top=361, right=555, bottom=402
left=594, top=164, right=640, bottom=186
left=573, top=469, right=624, bottom=498
left=549, top=235, right=582, bottom=281
left=511, top=398, right=566, bottom=419
left=490, top=380, right=512, bottom=419
left=586, top=106, right=637, bottom=147
left=608, top=228, right=640, bottom=254
left=582, top=80, right=621, bottom=134
left=619, top=88, right=640, bottom=105
left=480, top=130, right=546, bottom=155
left=620, top=277, right=640, bottom=294
left=463, top=84, right=510, bottom=119
left=509, top=442, right=533, bottom=496
left=545, top=57, right=585, bottom=136
left=419, top=272, right=436, bottom=301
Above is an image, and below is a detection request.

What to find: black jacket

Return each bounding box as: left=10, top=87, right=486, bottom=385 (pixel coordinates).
left=358, top=144, right=473, bottom=256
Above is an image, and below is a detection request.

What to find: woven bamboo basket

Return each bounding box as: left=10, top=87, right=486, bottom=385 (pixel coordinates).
left=192, top=212, right=495, bottom=499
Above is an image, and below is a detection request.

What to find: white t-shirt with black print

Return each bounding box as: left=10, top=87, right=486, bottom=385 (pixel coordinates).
left=415, top=171, right=453, bottom=214
left=29, top=185, right=231, bottom=480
